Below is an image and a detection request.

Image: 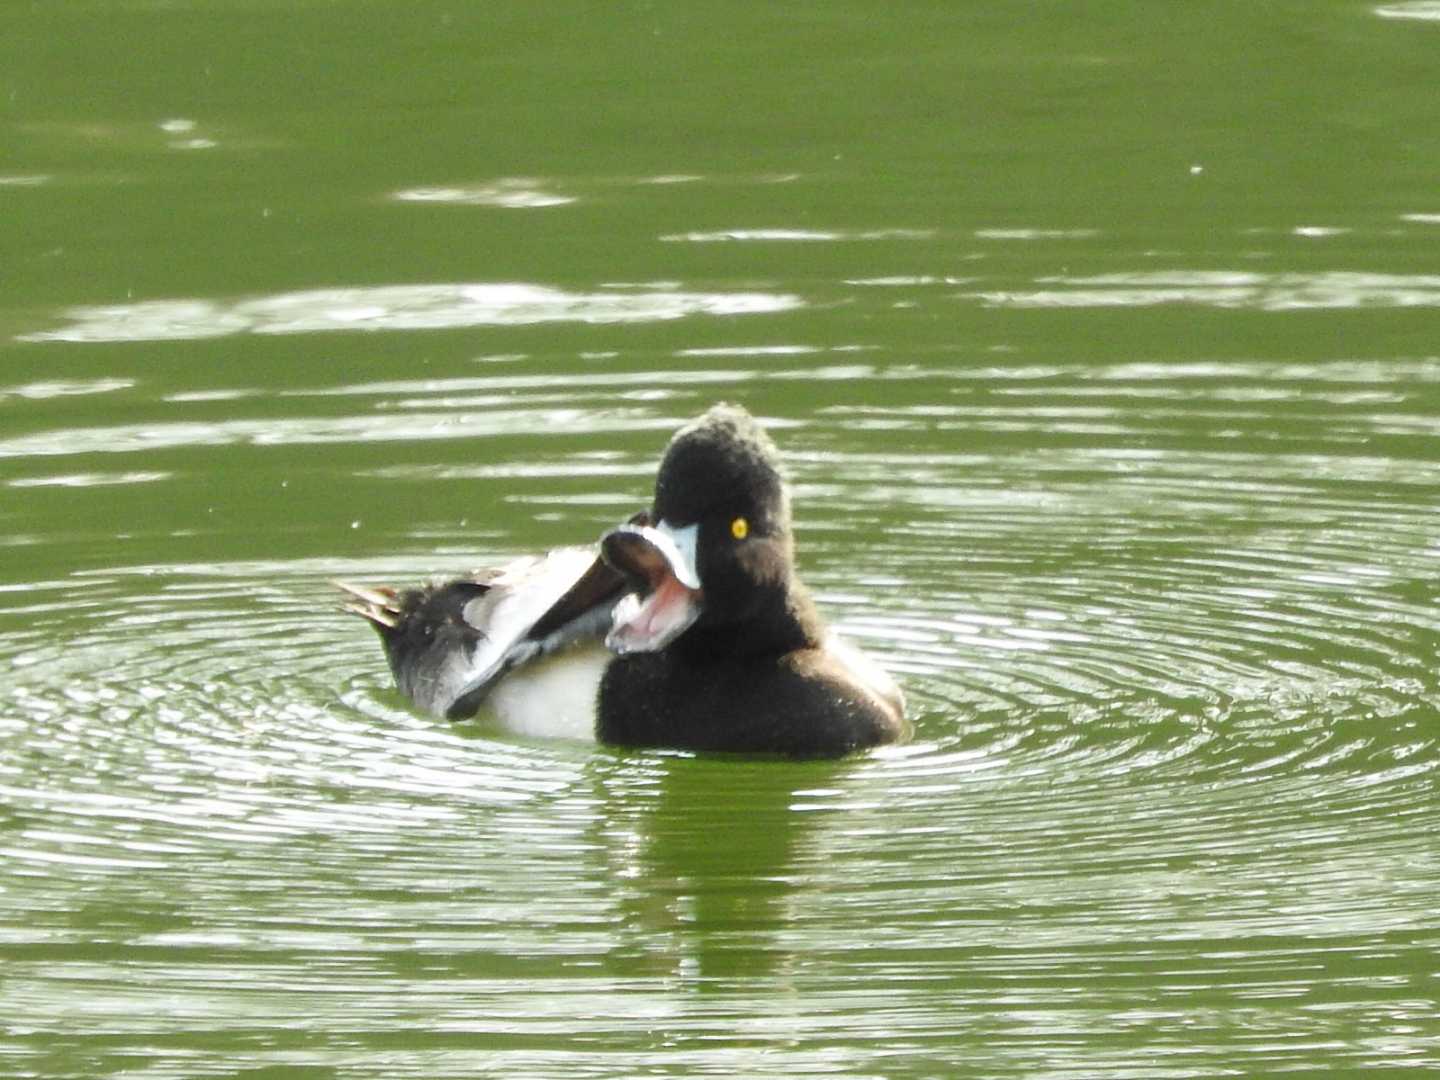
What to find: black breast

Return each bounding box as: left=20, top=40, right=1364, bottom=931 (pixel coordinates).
left=597, top=648, right=903, bottom=759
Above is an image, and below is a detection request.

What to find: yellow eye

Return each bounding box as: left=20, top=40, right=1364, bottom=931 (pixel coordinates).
left=730, top=516, right=749, bottom=540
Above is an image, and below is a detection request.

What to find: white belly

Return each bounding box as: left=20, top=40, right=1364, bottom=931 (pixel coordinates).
left=480, top=643, right=607, bottom=741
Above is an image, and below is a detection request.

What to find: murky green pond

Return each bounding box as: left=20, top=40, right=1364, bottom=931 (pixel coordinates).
left=4, top=3, right=1440, bottom=1076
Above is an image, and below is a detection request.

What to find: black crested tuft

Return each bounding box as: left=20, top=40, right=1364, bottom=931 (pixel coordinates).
left=653, top=403, right=789, bottom=533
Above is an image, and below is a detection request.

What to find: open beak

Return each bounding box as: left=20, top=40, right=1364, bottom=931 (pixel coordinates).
left=600, top=520, right=702, bottom=653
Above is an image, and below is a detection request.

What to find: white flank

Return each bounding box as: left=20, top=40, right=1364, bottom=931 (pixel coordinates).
left=482, top=643, right=608, bottom=741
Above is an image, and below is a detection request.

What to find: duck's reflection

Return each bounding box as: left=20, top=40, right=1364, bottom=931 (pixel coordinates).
left=593, top=752, right=848, bottom=987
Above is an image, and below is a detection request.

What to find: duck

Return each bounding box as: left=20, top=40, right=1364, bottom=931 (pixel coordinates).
left=338, top=403, right=907, bottom=758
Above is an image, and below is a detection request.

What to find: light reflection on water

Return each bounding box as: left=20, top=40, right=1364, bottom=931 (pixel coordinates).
left=19, top=282, right=802, bottom=343
left=1374, top=1, right=1440, bottom=20
left=391, top=180, right=577, bottom=208
left=966, top=270, right=1440, bottom=310
left=24, top=264, right=1440, bottom=355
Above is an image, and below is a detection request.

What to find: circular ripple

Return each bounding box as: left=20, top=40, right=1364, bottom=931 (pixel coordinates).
left=3, top=362, right=1439, bottom=1077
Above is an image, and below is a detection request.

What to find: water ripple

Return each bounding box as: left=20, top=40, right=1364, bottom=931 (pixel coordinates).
left=391, top=179, right=577, bottom=208
left=2, top=371, right=1438, bottom=1078
left=19, top=282, right=801, bottom=344
left=660, top=228, right=935, bottom=243
left=965, top=270, right=1440, bottom=310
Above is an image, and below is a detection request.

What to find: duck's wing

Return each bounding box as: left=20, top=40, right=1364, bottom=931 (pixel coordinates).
left=444, top=548, right=628, bottom=717
left=336, top=547, right=629, bottom=719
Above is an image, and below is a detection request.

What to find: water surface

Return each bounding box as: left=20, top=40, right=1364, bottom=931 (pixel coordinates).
left=3, top=3, right=1440, bottom=1077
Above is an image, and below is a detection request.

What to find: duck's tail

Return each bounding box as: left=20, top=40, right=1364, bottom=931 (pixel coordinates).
left=332, top=580, right=404, bottom=629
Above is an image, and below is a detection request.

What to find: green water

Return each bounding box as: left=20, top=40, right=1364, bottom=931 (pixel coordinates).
left=4, top=2, right=1440, bottom=1077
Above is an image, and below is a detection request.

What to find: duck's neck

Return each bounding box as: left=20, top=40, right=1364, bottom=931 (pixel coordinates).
left=674, top=580, right=825, bottom=662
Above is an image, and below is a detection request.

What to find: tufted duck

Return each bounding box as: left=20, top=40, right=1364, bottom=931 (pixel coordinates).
left=339, top=404, right=907, bottom=757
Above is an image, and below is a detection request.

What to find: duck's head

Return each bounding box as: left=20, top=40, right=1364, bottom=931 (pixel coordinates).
left=602, top=404, right=809, bottom=656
